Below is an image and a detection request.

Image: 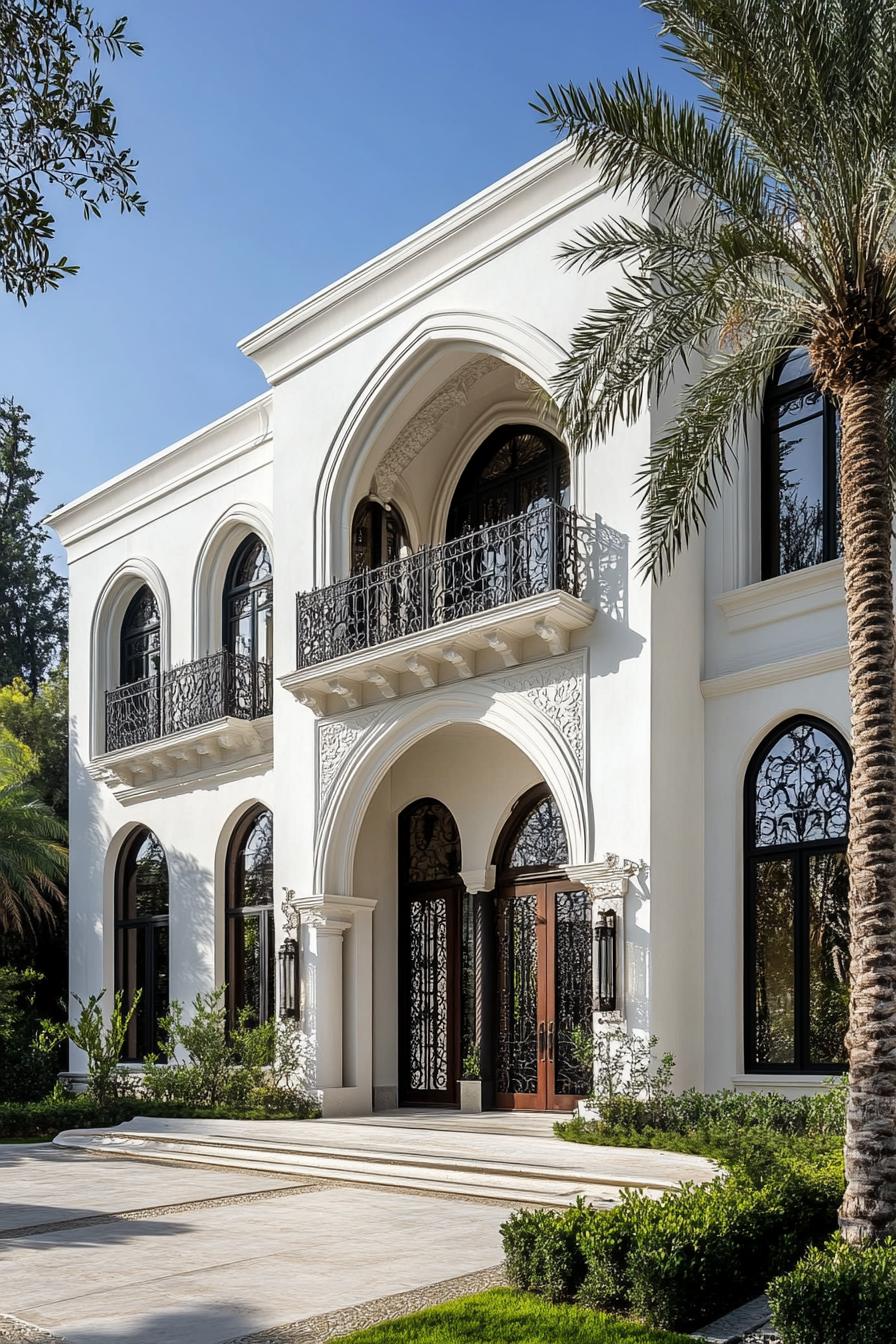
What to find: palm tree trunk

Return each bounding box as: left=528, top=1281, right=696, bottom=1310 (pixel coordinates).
left=838, top=377, right=896, bottom=1244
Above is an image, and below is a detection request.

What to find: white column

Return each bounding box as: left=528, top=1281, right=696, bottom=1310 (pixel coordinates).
left=288, top=892, right=377, bottom=1111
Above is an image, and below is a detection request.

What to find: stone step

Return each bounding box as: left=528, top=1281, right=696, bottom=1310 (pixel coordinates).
left=53, top=1121, right=709, bottom=1207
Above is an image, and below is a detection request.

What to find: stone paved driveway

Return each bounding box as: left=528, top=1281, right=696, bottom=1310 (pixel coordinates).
left=0, top=1145, right=508, bottom=1344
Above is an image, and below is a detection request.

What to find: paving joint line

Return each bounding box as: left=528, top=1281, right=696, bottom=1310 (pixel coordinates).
left=227, top=1265, right=508, bottom=1343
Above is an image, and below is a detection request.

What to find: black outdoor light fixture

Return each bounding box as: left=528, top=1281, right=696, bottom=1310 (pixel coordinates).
left=278, top=936, right=299, bottom=1019
left=594, top=909, right=617, bottom=1014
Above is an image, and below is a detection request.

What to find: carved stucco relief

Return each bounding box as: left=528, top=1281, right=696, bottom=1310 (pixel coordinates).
left=373, top=355, right=500, bottom=499
left=318, top=710, right=383, bottom=810
left=495, top=655, right=586, bottom=772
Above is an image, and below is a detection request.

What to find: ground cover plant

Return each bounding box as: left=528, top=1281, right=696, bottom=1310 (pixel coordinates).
left=337, top=1288, right=691, bottom=1344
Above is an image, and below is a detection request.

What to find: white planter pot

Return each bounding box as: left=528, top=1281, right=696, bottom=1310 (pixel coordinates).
left=459, top=1079, right=483, bottom=1113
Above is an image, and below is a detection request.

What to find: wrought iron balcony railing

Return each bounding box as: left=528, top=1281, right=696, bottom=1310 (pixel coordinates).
left=296, top=500, right=582, bottom=669
left=105, top=650, right=272, bottom=754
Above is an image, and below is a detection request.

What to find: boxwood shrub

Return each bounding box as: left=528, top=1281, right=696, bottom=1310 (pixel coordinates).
left=501, top=1157, right=842, bottom=1333
left=0, top=1091, right=319, bottom=1141
left=769, top=1236, right=896, bottom=1344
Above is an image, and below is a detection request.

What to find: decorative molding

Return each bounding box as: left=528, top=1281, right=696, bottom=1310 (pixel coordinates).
left=460, top=865, right=496, bottom=895
left=496, top=654, right=585, bottom=771
left=318, top=709, right=383, bottom=809
left=374, top=356, right=500, bottom=498
left=716, top=559, right=844, bottom=634
left=701, top=645, right=848, bottom=699
left=566, top=855, right=641, bottom=902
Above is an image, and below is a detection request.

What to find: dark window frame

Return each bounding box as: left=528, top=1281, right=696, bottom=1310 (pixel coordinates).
left=114, top=826, right=169, bottom=1062
left=119, top=584, right=161, bottom=686
left=493, top=783, right=571, bottom=878
left=447, top=424, right=570, bottom=540
left=222, top=533, right=273, bottom=668
left=350, top=497, right=409, bottom=574
left=224, top=804, right=274, bottom=1030
left=744, top=714, right=851, bottom=1074
left=761, top=352, right=840, bottom=580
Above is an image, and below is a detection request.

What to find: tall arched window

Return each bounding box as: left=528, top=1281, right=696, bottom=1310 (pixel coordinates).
left=224, top=534, right=272, bottom=667
left=115, top=828, right=169, bottom=1061
left=225, top=806, right=274, bottom=1028
left=762, top=348, right=841, bottom=578
left=745, top=717, right=851, bottom=1072
left=351, top=497, right=408, bottom=574
left=447, top=424, right=569, bottom=538
left=120, top=585, right=160, bottom=685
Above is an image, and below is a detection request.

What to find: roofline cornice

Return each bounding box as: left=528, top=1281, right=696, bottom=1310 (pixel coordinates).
left=47, top=391, right=272, bottom=550
left=237, top=141, right=606, bottom=382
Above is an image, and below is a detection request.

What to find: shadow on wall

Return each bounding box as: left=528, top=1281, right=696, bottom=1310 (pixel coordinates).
left=579, top=513, right=646, bottom=676
left=624, top=865, right=651, bottom=1035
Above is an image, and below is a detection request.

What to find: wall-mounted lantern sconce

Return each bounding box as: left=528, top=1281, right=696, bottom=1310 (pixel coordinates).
left=594, top=909, right=617, bottom=1014
left=278, top=936, right=299, bottom=1018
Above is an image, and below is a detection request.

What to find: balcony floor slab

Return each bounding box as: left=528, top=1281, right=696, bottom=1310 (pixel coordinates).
left=89, top=714, right=273, bottom=803
left=282, top=590, right=594, bottom=716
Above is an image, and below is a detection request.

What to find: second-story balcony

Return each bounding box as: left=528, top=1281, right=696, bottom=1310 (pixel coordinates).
left=284, top=502, right=595, bottom=714
left=97, top=650, right=273, bottom=798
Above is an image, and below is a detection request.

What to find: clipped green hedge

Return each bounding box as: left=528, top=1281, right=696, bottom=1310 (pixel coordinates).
left=769, top=1236, right=896, bottom=1344
left=0, top=1092, right=318, bottom=1140
left=501, top=1158, right=842, bottom=1333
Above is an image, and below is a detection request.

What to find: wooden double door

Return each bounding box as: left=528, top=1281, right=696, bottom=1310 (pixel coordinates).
left=495, top=877, right=592, bottom=1111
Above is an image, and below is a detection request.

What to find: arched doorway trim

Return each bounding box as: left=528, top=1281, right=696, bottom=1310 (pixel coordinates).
left=312, top=310, right=567, bottom=582
left=89, top=558, right=171, bottom=758
left=192, top=503, right=274, bottom=658
left=315, top=680, right=590, bottom=895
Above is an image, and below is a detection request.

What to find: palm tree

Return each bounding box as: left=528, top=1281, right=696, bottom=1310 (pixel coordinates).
left=0, top=766, right=67, bottom=935
left=534, top=0, right=896, bottom=1243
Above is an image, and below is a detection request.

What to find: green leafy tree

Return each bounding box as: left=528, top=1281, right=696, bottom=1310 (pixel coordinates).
left=0, top=400, right=67, bottom=692
left=0, top=746, right=66, bottom=934
left=534, top=0, right=896, bottom=1241
left=0, top=663, right=69, bottom=815
left=0, top=1, right=144, bottom=301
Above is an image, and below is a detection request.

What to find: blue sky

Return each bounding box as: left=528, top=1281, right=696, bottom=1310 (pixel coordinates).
left=0, top=1, right=686, bottom=539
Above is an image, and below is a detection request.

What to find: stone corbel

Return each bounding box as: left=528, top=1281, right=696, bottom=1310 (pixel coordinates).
left=566, top=855, right=642, bottom=1023
left=459, top=865, right=496, bottom=895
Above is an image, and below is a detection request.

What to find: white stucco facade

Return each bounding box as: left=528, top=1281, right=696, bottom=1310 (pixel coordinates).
left=51, top=143, right=851, bottom=1113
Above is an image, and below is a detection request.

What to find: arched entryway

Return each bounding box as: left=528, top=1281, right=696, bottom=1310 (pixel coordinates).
left=397, top=798, right=463, bottom=1106
left=493, top=786, right=592, bottom=1111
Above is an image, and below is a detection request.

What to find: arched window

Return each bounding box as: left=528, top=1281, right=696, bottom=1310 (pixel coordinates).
left=762, top=349, right=841, bottom=578
left=224, top=534, right=272, bottom=667
left=496, top=785, right=570, bottom=872
left=225, top=806, right=274, bottom=1028
left=351, top=498, right=409, bottom=574
left=115, top=828, right=169, bottom=1061
left=447, top=425, right=569, bottom=538
left=745, top=717, right=851, bottom=1072
left=120, top=585, right=160, bottom=686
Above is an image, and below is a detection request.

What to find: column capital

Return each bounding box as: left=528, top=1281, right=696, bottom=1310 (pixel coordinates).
left=282, top=890, right=377, bottom=932
left=459, top=865, right=496, bottom=895
left=565, top=855, right=641, bottom=902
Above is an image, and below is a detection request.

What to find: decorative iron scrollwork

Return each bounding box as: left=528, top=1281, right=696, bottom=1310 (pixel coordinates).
left=553, top=889, right=594, bottom=1094
left=753, top=721, right=849, bottom=847
left=496, top=892, right=539, bottom=1094
left=296, top=501, right=583, bottom=668
left=507, top=794, right=570, bottom=869
left=105, top=651, right=272, bottom=753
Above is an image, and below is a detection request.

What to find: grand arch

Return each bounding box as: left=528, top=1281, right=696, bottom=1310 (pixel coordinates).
left=313, top=668, right=591, bottom=897
left=312, top=309, right=570, bottom=582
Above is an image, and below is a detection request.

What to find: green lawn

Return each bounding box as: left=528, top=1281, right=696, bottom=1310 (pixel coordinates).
left=339, top=1289, right=691, bottom=1343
